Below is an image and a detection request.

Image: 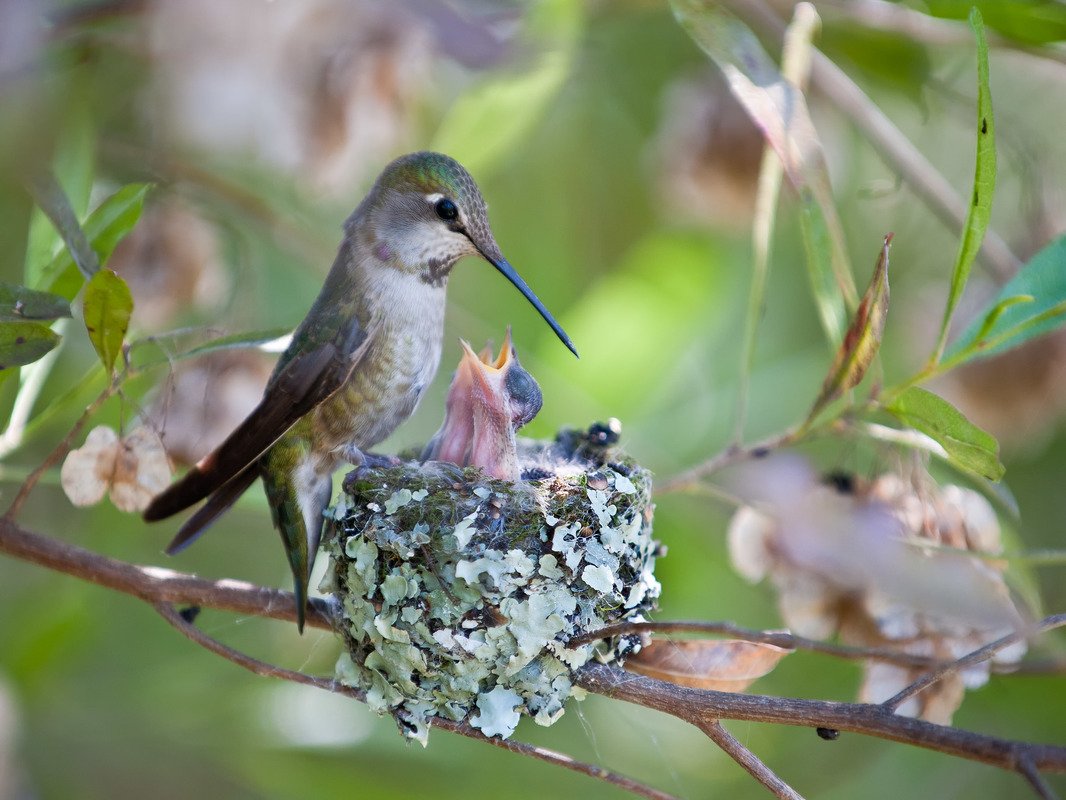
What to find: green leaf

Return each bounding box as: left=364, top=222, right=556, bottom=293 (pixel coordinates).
left=809, top=234, right=892, bottom=420
left=798, top=191, right=847, bottom=347
left=23, top=105, right=95, bottom=286
left=947, top=235, right=1066, bottom=362
left=0, top=322, right=62, bottom=371
left=38, top=183, right=151, bottom=300
left=83, top=270, right=133, bottom=374
left=0, top=282, right=72, bottom=322
left=885, top=386, right=1004, bottom=481
left=932, top=8, right=995, bottom=360
left=670, top=0, right=857, bottom=337
left=922, top=0, right=1066, bottom=45
left=972, top=294, right=1033, bottom=344
left=25, top=172, right=100, bottom=283
left=738, top=2, right=819, bottom=440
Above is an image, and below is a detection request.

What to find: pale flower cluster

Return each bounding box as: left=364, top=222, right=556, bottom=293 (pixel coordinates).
left=728, top=459, right=1026, bottom=724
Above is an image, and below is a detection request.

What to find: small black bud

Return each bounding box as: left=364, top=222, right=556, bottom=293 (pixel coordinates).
left=179, top=606, right=202, bottom=624
left=822, top=471, right=855, bottom=494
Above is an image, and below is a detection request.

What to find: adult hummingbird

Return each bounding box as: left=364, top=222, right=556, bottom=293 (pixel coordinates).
left=144, top=151, right=576, bottom=631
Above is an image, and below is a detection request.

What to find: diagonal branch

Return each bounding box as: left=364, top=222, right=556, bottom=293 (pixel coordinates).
left=699, top=718, right=804, bottom=799
left=2, top=514, right=1065, bottom=792
left=571, top=619, right=956, bottom=671
left=153, top=600, right=679, bottom=800
left=575, top=664, right=1066, bottom=774
left=881, top=614, right=1066, bottom=713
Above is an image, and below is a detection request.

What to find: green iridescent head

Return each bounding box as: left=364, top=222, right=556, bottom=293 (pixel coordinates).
left=358, top=151, right=577, bottom=357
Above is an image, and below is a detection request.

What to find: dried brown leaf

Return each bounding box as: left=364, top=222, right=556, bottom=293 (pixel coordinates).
left=625, top=639, right=791, bottom=691
left=809, top=233, right=893, bottom=419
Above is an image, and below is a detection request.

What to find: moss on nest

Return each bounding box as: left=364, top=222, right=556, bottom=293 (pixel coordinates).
left=321, top=422, right=662, bottom=743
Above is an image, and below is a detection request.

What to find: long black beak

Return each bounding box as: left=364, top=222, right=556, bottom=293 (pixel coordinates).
left=482, top=252, right=578, bottom=358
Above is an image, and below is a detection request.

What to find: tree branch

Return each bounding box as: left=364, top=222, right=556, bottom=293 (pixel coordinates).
left=5, top=377, right=118, bottom=519
left=2, top=514, right=1064, bottom=796
left=655, top=426, right=802, bottom=495
left=152, top=600, right=679, bottom=800
left=881, top=614, right=1066, bottom=713
left=570, top=619, right=963, bottom=671
left=575, top=664, right=1066, bottom=775
left=700, top=718, right=804, bottom=799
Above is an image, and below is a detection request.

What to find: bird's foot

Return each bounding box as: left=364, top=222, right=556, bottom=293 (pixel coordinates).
left=341, top=445, right=400, bottom=469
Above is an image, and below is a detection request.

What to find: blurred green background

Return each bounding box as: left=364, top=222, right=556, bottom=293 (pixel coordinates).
left=2, top=0, right=1066, bottom=797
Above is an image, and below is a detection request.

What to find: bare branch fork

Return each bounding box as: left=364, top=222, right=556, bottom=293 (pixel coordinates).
left=3, top=516, right=1065, bottom=798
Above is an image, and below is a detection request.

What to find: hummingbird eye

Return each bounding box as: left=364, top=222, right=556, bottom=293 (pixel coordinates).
left=435, top=197, right=459, bottom=222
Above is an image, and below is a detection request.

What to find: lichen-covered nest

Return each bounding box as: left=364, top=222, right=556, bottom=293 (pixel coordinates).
left=321, top=423, right=661, bottom=743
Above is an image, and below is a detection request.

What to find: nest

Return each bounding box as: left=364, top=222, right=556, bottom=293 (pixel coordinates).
left=321, top=422, right=661, bottom=743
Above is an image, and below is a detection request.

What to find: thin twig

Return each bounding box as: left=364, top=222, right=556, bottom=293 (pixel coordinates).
left=568, top=619, right=1061, bottom=675
left=5, top=378, right=118, bottom=519
left=571, top=620, right=949, bottom=670
left=575, top=664, right=1066, bottom=773
left=881, top=614, right=1066, bottom=713
left=154, top=600, right=341, bottom=686
left=153, top=600, right=679, bottom=800
left=655, top=426, right=801, bottom=495
left=1013, top=658, right=1066, bottom=676
left=722, top=0, right=1021, bottom=282
left=1018, top=754, right=1062, bottom=800
left=2, top=516, right=1065, bottom=782
left=700, top=718, right=804, bottom=799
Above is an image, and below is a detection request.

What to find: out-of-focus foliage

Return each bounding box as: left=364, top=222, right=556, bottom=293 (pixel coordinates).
left=3, top=1, right=1066, bottom=798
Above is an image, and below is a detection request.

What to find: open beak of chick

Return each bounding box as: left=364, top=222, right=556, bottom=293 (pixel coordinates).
left=422, top=329, right=542, bottom=481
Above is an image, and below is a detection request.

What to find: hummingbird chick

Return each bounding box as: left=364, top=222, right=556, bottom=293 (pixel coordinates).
left=422, top=329, right=542, bottom=481
left=144, top=152, right=576, bottom=631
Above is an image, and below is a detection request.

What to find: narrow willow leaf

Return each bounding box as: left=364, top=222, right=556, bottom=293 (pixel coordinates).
left=129, top=325, right=293, bottom=370
left=933, top=8, right=995, bottom=360
left=39, top=183, right=151, bottom=300
left=83, top=270, right=134, bottom=374
left=885, top=386, right=1004, bottom=481
left=0, top=282, right=71, bottom=321
left=972, top=295, right=1033, bottom=345
left=23, top=106, right=95, bottom=287
left=0, top=322, right=62, bottom=371
left=809, top=234, right=892, bottom=419
left=799, top=191, right=847, bottom=347
left=25, top=171, right=100, bottom=282
left=947, top=235, right=1066, bottom=362
left=670, top=0, right=857, bottom=332
left=625, top=639, right=791, bottom=692
left=738, top=2, right=820, bottom=439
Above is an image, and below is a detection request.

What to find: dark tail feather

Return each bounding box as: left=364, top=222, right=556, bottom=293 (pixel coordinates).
left=145, top=452, right=230, bottom=522
left=165, top=466, right=259, bottom=555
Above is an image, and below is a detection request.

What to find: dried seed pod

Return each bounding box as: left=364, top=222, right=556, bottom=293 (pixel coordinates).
left=727, top=461, right=1026, bottom=725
